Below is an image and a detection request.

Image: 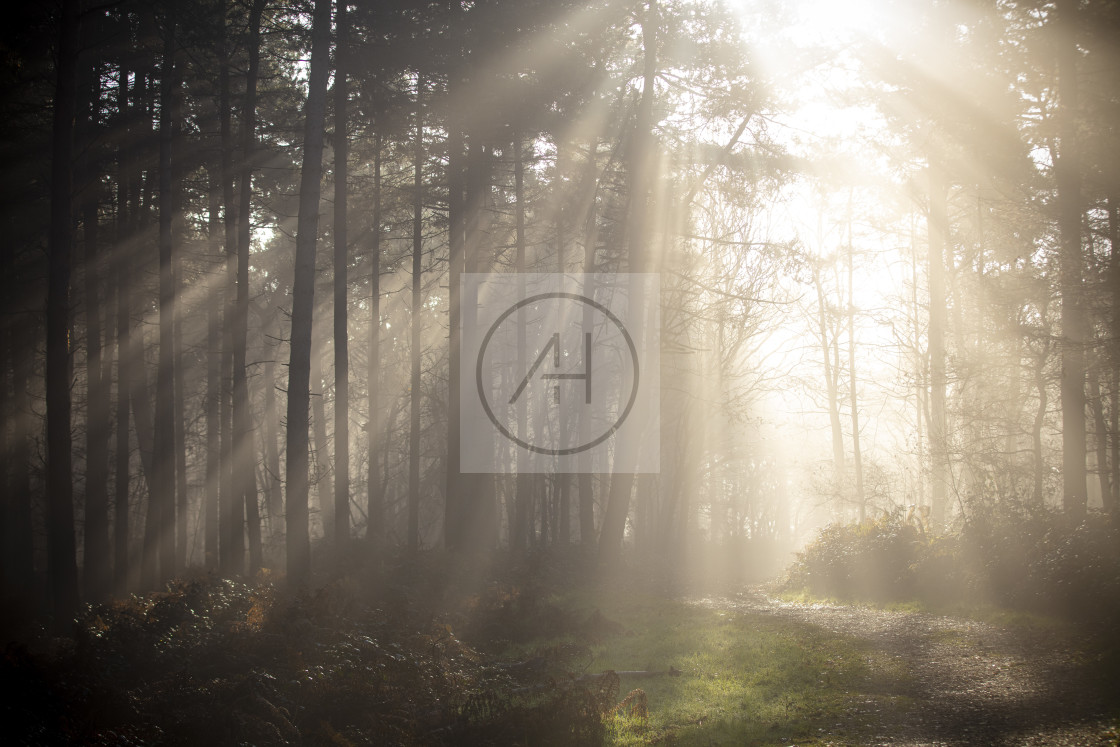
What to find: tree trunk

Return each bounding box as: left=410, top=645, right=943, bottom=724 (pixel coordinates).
left=369, top=129, right=383, bottom=552
left=286, top=0, right=332, bottom=584
left=46, top=0, right=82, bottom=622
left=237, top=0, right=266, bottom=573
left=846, top=207, right=866, bottom=520
left=1109, top=192, right=1120, bottom=515
left=578, top=140, right=601, bottom=554
left=512, top=135, right=529, bottom=555
left=114, top=63, right=133, bottom=592
left=149, top=11, right=178, bottom=586
left=219, top=20, right=243, bottom=575
left=457, top=139, right=496, bottom=553
left=445, top=79, right=463, bottom=553
left=599, top=0, right=657, bottom=571
left=80, top=51, right=111, bottom=600
left=311, top=345, right=330, bottom=540
left=333, top=0, right=351, bottom=554
left=927, top=161, right=949, bottom=526
left=205, top=177, right=221, bottom=568
left=1089, top=368, right=1110, bottom=507
left=408, top=74, right=424, bottom=553
left=261, top=308, right=283, bottom=540
left=171, top=32, right=189, bottom=575
left=556, top=186, right=571, bottom=546
left=1057, top=0, right=1087, bottom=517
left=812, top=265, right=844, bottom=491
left=2, top=218, right=34, bottom=608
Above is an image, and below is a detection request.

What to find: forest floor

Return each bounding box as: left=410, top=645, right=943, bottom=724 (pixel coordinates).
left=682, top=588, right=1120, bottom=746
left=3, top=562, right=1118, bottom=746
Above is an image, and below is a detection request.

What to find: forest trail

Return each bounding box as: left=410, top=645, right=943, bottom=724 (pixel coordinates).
left=692, top=591, right=1117, bottom=746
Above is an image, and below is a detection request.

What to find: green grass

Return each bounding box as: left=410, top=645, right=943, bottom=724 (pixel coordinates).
left=503, top=587, right=910, bottom=746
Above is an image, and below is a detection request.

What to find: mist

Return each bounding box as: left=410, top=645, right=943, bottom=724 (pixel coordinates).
left=1, top=0, right=1118, bottom=744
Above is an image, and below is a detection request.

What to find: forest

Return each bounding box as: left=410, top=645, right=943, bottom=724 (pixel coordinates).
left=1, top=0, right=1119, bottom=744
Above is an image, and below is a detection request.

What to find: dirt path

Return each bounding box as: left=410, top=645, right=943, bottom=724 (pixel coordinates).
left=694, top=591, right=1117, bottom=746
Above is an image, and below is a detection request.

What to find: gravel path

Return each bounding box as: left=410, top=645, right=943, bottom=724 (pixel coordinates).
left=694, top=591, right=1117, bottom=746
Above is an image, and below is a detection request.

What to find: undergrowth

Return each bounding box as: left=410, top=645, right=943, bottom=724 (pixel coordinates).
left=2, top=555, right=905, bottom=746
left=783, top=505, right=1120, bottom=623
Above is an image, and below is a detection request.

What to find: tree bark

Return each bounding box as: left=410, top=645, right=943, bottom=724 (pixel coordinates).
left=1109, top=192, right=1120, bottom=515
left=512, top=135, right=529, bottom=555
left=408, top=74, right=424, bottom=553
left=927, top=161, right=949, bottom=526
left=1057, top=0, right=1087, bottom=517
left=846, top=205, right=866, bottom=520
left=369, top=130, right=383, bottom=551
left=219, top=18, right=243, bottom=575
left=599, top=0, right=658, bottom=571
left=556, top=178, right=571, bottom=547
left=205, top=176, right=221, bottom=568
left=148, top=10, right=178, bottom=586
left=46, top=0, right=82, bottom=622
left=237, top=0, right=266, bottom=573
left=446, top=63, right=463, bottom=553
left=260, top=307, right=283, bottom=539
left=333, top=0, right=351, bottom=554
left=114, top=63, right=133, bottom=593
left=286, top=0, right=332, bottom=584
left=812, top=263, right=845, bottom=493
left=80, top=47, right=111, bottom=600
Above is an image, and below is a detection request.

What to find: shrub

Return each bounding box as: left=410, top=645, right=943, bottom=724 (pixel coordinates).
left=784, top=510, right=954, bottom=602
left=786, top=502, right=1120, bottom=621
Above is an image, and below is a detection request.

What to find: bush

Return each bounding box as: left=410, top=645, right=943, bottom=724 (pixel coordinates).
left=785, top=510, right=960, bottom=603
left=962, top=503, right=1120, bottom=618
left=785, top=503, right=1120, bottom=621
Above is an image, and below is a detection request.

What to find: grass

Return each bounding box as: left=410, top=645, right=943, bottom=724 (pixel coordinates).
left=500, top=585, right=910, bottom=746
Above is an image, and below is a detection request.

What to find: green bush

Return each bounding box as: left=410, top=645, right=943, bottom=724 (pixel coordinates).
left=785, top=503, right=1120, bottom=621
left=962, top=503, right=1120, bottom=618
left=785, top=511, right=960, bottom=603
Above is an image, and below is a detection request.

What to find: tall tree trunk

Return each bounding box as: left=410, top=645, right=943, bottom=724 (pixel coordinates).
left=1057, top=0, right=1087, bottom=517
left=286, top=0, right=332, bottom=584
left=171, top=37, right=189, bottom=575
left=578, top=139, right=601, bottom=554
left=205, top=177, right=221, bottom=568
left=512, top=135, right=528, bottom=555
left=149, top=11, right=178, bottom=586
left=1033, top=346, right=1049, bottom=503
left=599, top=0, right=657, bottom=571
left=1109, top=192, right=1120, bottom=515
left=556, top=184, right=571, bottom=547
left=237, top=0, right=266, bottom=573
left=445, top=77, right=463, bottom=553
left=311, top=346, right=330, bottom=540
left=333, top=0, right=350, bottom=554
left=910, top=217, right=925, bottom=510
left=812, top=265, right=845, bottom=492
left=847, top=208, right=866, bottom=520
left=2, top=215, right=34, bottom=608
left=1089, top=368, right=1110, bottom=507
left=369, top=131, right=383, bottom=551
left=114, top=63, right=133, bottom=592
left=408, top=74, right=424, bottom=553
left=219, top=21, right=243, bottom=575
left=927, top=161, right=949, bottom=526
left=81, top=52, right=111, bottom=600
left=457, top=140, right=496, bottom=553
left=46, top=0, right=82, bottom=622
left=261, top=308, right=283, bottom=539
